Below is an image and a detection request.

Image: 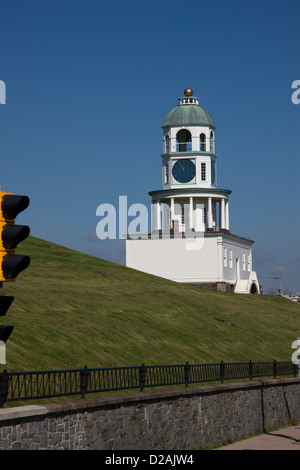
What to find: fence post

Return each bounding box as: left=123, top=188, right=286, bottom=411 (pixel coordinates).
left=139, top=364, right=147, bottom=391
left=0, top=370, right=10, bottom=408
left=184, top=361, right=190, bottom=387
left=80, top=365, right=89, bottom=399
left=249, top=360, right=253, bottom=381
left=220, top=361, right=225, bottom=384
left=293, top=361, right=297, bottom=377
left=273, top=359, right=277, bottom=379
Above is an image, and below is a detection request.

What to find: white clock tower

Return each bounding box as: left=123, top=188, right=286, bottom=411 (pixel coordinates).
left=126, top=89, right=260, bottom=294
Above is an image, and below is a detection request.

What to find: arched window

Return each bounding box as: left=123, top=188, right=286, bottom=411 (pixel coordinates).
left=200, top=133, right=206, bottom=151
left=176, top=129, right=192, bottom=152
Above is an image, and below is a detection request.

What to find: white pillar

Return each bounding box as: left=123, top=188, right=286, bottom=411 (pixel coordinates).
left=156, top=200, right=161, bottom=230
left=189, top=197, right=193, bottom=230
left=195, top=198, right=203, bottom=231
left=206, top=134, right=210, bottom=152
left=225, top=199, right=230, bottom=231
left=192, top=135, right=198, bottom=151
left=212, top=200, right=216, bottom=229
left=170, top=197, right=174, bottom=229
left=162, top=202, right=170, bottom=232
left=208, top=197, right=213, bottom=230
left=221, top=198, right=226, bottom=230
left=151, top=201, right=155, bottom=232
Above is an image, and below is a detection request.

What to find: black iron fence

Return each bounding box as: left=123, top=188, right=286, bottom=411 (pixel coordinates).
left=0, top=360, right=298, bottom=407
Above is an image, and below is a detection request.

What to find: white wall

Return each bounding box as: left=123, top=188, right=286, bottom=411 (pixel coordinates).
left=222, top=239, right=252, bottom=283
left=126, top=234, right=254, bottom=285
left=126, top=236, right=220, bottom=283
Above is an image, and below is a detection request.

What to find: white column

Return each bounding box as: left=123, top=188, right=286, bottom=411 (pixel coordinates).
left=192, top=135, right=199, bottom=151
left=195, top=198, right=203, bottom=231
left=221, top=198, right=226, bottom=230
left=162, top=202, right=169, bottom=232
left=156, top=200, right=161, bottom=230
left=171, top=136, right=176, bottom=153
left=208, top=197, right=213, bottom=230
left=189, top=197, right=193, bottom=230
left=151, top=201, right=155, bottom=232
left=212, top=200, right=216, bottom=229
left=170, top=197, right=174, bottom=229
left=225, top=199, right=230, bottom=231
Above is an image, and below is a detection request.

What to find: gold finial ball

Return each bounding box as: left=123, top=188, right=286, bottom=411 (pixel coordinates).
left=184, top=88, right=193, bottom=97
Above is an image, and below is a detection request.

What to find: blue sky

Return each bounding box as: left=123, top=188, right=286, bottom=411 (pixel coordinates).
left=0, top=0, right=299, bottom=294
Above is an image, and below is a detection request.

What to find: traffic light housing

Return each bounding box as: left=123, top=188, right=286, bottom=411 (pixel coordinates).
left=0, top=191, right=30, bottom=281
left=0, top=325, right=14, bottom=343
left=0, top=191, right=30, bottom=359
left=0, top=296, right=14, bottom=345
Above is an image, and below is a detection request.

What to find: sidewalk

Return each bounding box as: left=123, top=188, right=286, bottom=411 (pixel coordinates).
left=216, top=425, right=300, bottom=450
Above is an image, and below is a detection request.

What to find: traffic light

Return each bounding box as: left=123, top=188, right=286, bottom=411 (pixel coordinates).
left=0, top=191, right=30, bottom=359
left=0, top=191, right=30, bottom=281
left=0, top=325, right=14, bottom=343
left=0, top=296, right=14, bottom=345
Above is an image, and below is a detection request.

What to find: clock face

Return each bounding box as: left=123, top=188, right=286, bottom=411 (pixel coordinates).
left=172, top=159, right=195, bottom=183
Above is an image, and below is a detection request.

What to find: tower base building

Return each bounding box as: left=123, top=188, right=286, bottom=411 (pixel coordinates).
left=126, top=89, right=259, bottom=294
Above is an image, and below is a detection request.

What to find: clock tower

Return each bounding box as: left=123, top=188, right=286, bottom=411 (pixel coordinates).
left=126, top=89, right=260, bottom=294
left=151, top=88, right=230, bottom=234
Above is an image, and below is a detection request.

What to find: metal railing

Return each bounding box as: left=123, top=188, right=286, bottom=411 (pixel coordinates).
left=175, top=141, right=215, bottom=153
left=0, top=360, right=297, bottom=407
left=176, top=142, right=192, bottom=152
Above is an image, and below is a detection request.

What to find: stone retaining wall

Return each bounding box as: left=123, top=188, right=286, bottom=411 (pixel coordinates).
left=0, top=378, right=299, bottom=450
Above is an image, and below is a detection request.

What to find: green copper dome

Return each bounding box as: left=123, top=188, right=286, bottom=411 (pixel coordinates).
left=162, top=90, right=215, bottom=129
left=162, top=104, right=216, bottom=129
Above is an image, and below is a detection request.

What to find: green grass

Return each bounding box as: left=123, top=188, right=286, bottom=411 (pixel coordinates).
left=1, top=236, right=300, bottom=372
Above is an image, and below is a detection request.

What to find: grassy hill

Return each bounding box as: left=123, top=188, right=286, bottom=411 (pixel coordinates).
left=1, top=236, right=299, bottom=372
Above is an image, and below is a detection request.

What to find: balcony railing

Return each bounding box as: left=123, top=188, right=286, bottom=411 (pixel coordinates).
left=176, top=142, right=192, bottom=152
left=175, top=142, right=215, bottom=153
